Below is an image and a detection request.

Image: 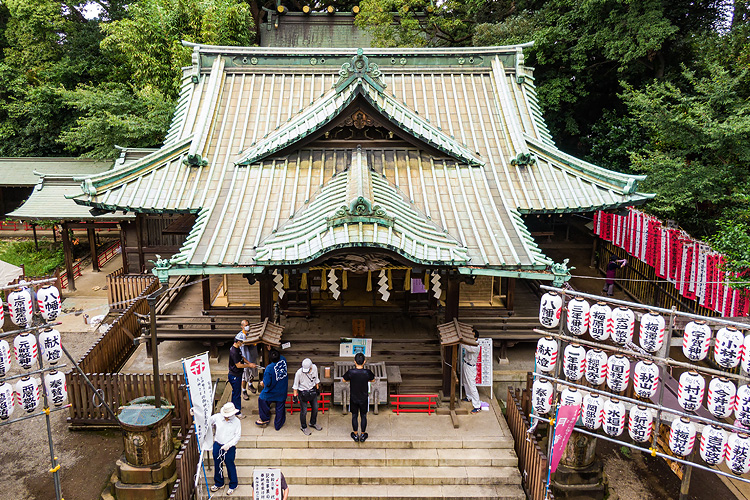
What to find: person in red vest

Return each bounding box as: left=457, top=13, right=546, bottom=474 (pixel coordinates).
left=603, top=256, right=628, bottom=297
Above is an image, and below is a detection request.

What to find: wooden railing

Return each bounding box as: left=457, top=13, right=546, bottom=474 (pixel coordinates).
left=60, top=261, right=82, bottom=290
left=390, top=394, right=439, bottom=414
left=154, top=274, right=191, bottom=315
left=169, top=429, right=201, bottom=500
left=96, top=240, right=121, bottom=269
left=598, top=240, right=718, bottom=317
left=507, top=386, right=554, bottom=500
left=106, top=270, right=157, bottom=311
left=66, top=371, right=192, bottom=434
left=79, top=279, right=158, bottom=373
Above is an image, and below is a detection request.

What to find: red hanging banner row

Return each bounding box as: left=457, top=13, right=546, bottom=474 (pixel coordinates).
left=593, top=208, right=749, bottom=317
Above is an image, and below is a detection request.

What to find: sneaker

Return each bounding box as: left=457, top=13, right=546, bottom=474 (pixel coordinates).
left=236, top=413, right=246, bottom=419
left=226, top=488, right=234, bottom=495
left=301, top=426, right=312, bottom=436
left=312, top=424, right=323, bottom=431
left=210, top=485, right=220, bottom=492
left=461, top=397, right=470, bottom=402
left=471, top=407, right=482, bottom=414
left=360, top=432, right=368, bottom=442
left=249, top=385, right=257, bottom=394
left=351, top=431, right=359, bottom=442
left=242, top=392, right=250, bottom=401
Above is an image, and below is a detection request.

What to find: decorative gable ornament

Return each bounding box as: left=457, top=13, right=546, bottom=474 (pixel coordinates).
left=510, top=152, right=536, bottom=168
left=328, top=197, right=394, bottom=228
left=335, top=48, right=386, bottom=92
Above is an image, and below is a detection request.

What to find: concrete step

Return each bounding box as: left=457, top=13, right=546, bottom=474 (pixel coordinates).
left=230, top=447, right=518, bottom=467
left=235, top=436, right=515, bottom=450
left=219, top=465, right=521, bottom=485
left=201, top=483, right=526, bottom=499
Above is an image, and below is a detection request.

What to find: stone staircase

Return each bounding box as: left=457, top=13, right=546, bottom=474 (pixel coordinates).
left=202, top=396, right=525, bottom=499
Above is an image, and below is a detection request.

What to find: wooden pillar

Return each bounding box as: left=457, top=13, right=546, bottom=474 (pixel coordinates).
left=506, top=277, right=516, bottom=312
left=119, top=222, right=128, bottom=272
left=32, top=223, right=38, bottom=251
left=202, top=275, right=211, bottom=311
left=442, top=275, right=460, bottom=397
left=590, top=236, right=598, bottom=267
left=88, top=225, right=99, bottom=272
left=135, top=214, right=145, bottom=273
left=259, top=274, right=274, bottom=321
left=61, top=222, right=76, bottom=291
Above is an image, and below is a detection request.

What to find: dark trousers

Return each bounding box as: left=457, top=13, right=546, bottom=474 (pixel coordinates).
left=299, top=390, right=318, bottom=428
left=350, top=400, right=368, bottom=432
left=212, top=441, right=238, bottom=489
left=228, top=372, right=242, bottom=414
left=258, top=397, right=286, bottom=430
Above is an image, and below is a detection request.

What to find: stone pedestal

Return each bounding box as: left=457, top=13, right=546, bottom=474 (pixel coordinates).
left=551, top=433, right=607, bottom=500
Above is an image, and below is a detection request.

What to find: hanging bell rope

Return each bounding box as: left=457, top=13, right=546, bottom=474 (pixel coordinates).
left=320, top=269, right=328, bottom=291
left=424, top=270, right=430, bottom=291
left=387, top=269, right=393, bottom=290
left=404, top=268, right=411, bottom=291
left=283, top=272, right=289, bottom=289
left=342, top=270, right=348, bottom=290
left=300, top=272, right=307, bottom=290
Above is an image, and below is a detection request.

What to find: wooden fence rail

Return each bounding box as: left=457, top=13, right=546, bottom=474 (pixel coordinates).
left=170, top=430, right=201, bottom=500
left=79, top=279, right=158, bottom=373
left=107, top=270, right=157, bottom=310
left=507, top=386, right=554, bottom=500
left=66, top=371, right=192, bottom=436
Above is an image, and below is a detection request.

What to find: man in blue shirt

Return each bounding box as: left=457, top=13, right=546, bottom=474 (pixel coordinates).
left=256, top=348, right=288, bottom=430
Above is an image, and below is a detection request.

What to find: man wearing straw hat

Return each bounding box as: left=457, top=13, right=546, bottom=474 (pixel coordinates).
left=209, top=402, right=242, bottom=495
left=461, top=328, right=483, bottom=414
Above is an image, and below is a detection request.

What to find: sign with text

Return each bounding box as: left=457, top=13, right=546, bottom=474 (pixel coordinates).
left=253, top=468, right=282, bottom=500
left=550, top=404, right=582, bottom=473
left=476, top=338, right=493, bottom=387
left=182, top=352, right=213, bottom=451
left=339, top=337, right=372, bottom=357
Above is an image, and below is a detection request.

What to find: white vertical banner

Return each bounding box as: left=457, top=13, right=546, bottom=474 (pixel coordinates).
left=476, top=338, right=493, bottom=388
left=183, top=352, right=214, bottom=451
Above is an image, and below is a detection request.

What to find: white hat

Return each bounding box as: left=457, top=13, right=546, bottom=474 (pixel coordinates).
left=220, top=402, right=239, bottom=418
left=302, top=358, right=313, bottom=373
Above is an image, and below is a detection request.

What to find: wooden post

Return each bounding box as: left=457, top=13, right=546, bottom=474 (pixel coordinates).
left=32, top=223, right=38, bottom=251
left=119, top=222, right=128, bottom=272
left=259, top=274, right=274, bottom=321
left=444, top=275, right=459, bottom=322
left=506, top=277, right=516, bottom=312
left=202, top=275, right=211, bottom=311
left=88, top=225, right=99, bottom=272
left=443, top=275, right=460, bottom=397
left=135, top=214, right=145, bottom=272
left=61, top=222, right=76, bottom=291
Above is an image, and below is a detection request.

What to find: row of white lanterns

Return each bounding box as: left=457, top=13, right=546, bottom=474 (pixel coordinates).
left=539, top=292, right=746, bottom=368
left=532, top=378, right=750, bottom=474
left=535, top=336, right=750, bottom=422
left=0, top=371, right=68, bottom=419
left=3, top=284, right=62, bottom=328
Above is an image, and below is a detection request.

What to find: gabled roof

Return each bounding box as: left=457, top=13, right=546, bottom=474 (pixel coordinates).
left=0, top=158, right=113, bottom=187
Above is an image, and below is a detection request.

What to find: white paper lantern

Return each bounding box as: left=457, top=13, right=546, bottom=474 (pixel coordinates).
left=8, top=288, right=33, bottom=327
left=44, top=370, right=67, bottom=407
left=13, top=332, right=38, bottom=370
left=603, top=398, right=626, bottom=436
left=727, top=433, right=750, bottom=475
left=633, top=360, right=660, bottom=399
left=736, top=385, right=750, bottom=426
left=539, top=292, right=563, bottom=329
left=37, top=285, right=61, bottom=321
left=714, top=326, right=744, bottom=369
left=0, top=339, right=11, bottom=377
left=707, top=377, right=736, bottom=419
left=669, top=417, right=696, bottom=457
left=560, top=387, right=582, bottom=408
left=682, top=321, right=712, bottom=361
left=38, top=328, right=62, bottom=365
left=628, top=405, right=653, bottom=443
left=639, top=311, right=665, bottom=353
left=589, top=302, right=612, bottom=341
left=535, top=336, right=558, bottom=373
left=15, top=376, right=40, bottom=413
left=563, top=343, right=586, bottom=381
left=532, top=378, right=554, bottom=415
left=585, top=349, right=608, bottom=386
left=678, top=370, right=705, bottom=412
left=743, top=335, right=750, bottom=374
left=582, top=393, right=605, bottom=430
left=611, top=307, right=635, bottom=345
left=607, top=354, right=630, bottom=393
left=566, top=297, right=590, bottom=336
left=700, top=425, right=728, bottom=466
left=0, top=381, right=14, bottom=420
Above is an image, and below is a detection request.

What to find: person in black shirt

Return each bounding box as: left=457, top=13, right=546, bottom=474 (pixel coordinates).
left=229, top=333, right=256, bottom=419
left=343, top=352, right=375, bottom=442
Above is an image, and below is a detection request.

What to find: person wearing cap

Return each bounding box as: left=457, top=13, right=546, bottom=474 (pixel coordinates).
left=237, top=320, right=259, bottom=399
left=292, top=358, right=322, bottom=435
left=603, top=256, right=628, bottom=297
left=229, top=334, right=256, bottom=419
left=256, top=348, right=288, bottom=430
left=208, top=402, right=242, bottom=495
left=461, top=329, right=483, bottom=414
left=343, top=352, right=375, bottom=442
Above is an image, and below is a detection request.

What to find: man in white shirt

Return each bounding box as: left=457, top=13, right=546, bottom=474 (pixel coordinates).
left=292, top=358, right=322, bottom=435
left=461, top=329, right=483, bottom=414
left=209, top=402, right=243, bottom=495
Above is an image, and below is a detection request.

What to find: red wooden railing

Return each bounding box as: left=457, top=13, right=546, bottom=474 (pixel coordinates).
left=390, top=394, right=439, bottom=414
left=96, top=240, right=121, bottom=269
left=286, top=392, right=332, bottom=414
left=59, top=261, right=82, bottom=289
